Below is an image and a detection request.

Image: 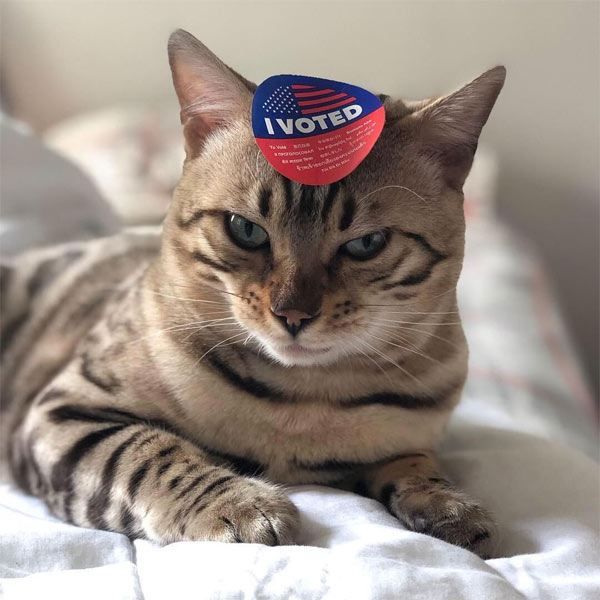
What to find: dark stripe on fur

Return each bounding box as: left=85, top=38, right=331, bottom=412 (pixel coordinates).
left=281, top=176, right=294, bottom=210
left=219, top=517, right=243, bottom=543
left=340, top=392, right=440, bottom=409
left=86, top=429, right=145, bottom=528
left=157, top=445, right=178, bottom=458
left=27, top=249, right=83, bottom=298
left=177, top=209, right=223, bottom=229
left=34, top=387, right=66, bottom=406
left=206, top=353, right=282, bottom=400
left=175, top=471, right=213, bottom=501
left=189, top=475, right=236, bottom=513
left=258, top=187, right=271, bottom=217
left=128, top=458, right=153, bottom=500
left=191, top=250, right=235, bottom=273
left=1, top=312, right=29, bottom=358
left=339, top=195, right=355, bottom=231
left=80, top=355, right=121, bottom=393
left=120, top=504, right=138, bottom=536
left=298, top=184, right=316, bottom=219
left=295, top=452, right=427, bottom=472
left=157, top=461, right=173, bottom=478
left=51, top=425, right=126, bottom=521
left=321, top=182, right=340, bottom=222
left=201, top=444, right=265, bottom=477
left=48, top=403, right=171, bottom=430
left=382, top=266, right=434, bottom=289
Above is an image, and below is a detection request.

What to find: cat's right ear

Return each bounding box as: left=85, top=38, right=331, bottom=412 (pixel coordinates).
left=168, top=29, right=254, bottom=156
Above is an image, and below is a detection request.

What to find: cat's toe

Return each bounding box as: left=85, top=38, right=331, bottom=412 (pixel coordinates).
left=388, top=482, right=498, bottom=558
left=189, top=478, right=299, bottom=545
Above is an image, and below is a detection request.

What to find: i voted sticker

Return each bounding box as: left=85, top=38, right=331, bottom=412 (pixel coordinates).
left=252, top=74, right=385, bottom=186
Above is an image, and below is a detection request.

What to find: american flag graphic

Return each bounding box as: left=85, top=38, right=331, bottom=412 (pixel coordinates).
left=261, top=84, right=357, bottom=116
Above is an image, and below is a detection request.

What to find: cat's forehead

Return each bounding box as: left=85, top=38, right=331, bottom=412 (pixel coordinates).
left=182, top=117, right=454, bottom=239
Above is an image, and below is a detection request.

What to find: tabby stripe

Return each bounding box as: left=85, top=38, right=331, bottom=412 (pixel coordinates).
left=128, top=458, right=153, bottom=500
left=157, top=445, right=178, bottom=458
left=188, top=475, right=235, bottom=513
left=339, top=195, right=356, bottom=231
left=120, top=504, right=138, bottom=536
left=177, top=208, right=223, bottom=229
left=157, top=461, right=174, bottom=478
left=81, top=355, right=121, bottom=393
left=381, top=266, right=434, bottom=289
left=281, top=176, right=294, bottom=210
left=48, top=403, right=177, bottom=434
left=258, top=187, right=271, bottom=217
left=34, top=388, right=66, bottom=406
left=191, top=250, right=235, bottom=273
left=203, top=445, right=265, bottom=477
left=340, top=392, right=440, bottom=409
left=0, top=312, right=29, bottom=358
left=174, top=471, right=214, bottom=501
left=321, top=182, right=340, bottom=222
left=206, top=353, right=282, bottom=400
left=298, top=184, right=317, bottom=218
left=168, top=463, right=197, bottom=491
left=295, top=452, right=427, bottom=472
left=258, top=508, right=280, bottom=545
left=219, top=517, right=243, bottom=543
left=177, top=210, right=205, bottom=229
left=86, top=429, right=145, bottom=528
left=51, top=425, right=127, bottom=521
left=378, top=231, right=446, bottom=289
left=27, top=249, right=83, bottom=298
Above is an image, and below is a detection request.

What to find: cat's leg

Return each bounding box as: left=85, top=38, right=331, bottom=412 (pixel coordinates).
left=9, top=380, right=298, bottom=545
left=362, top=452, right=497, bottom=558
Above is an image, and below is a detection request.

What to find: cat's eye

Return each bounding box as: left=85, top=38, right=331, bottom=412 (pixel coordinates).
left=226, top=214, right=269, bottom=250
left=342, top=232, right=387, bottom=260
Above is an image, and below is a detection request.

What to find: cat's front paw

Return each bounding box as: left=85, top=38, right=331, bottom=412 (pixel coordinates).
left=185, top=477, right=299, bottom=546
left=385, top=478, right=497, bottom=558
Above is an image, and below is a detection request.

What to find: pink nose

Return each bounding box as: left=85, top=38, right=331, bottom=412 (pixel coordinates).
left=271, top=308, right=318, bottom=337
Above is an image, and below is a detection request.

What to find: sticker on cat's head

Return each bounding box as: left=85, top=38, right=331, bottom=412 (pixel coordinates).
left=252, top=74, right=385, bottom=186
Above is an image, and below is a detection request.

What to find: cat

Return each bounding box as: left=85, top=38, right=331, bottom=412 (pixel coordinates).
left=0, top=29, right=505, bottom=557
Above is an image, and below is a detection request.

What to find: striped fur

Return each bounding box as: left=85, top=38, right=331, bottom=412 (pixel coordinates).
left=0, top=31, right=504, bottom=556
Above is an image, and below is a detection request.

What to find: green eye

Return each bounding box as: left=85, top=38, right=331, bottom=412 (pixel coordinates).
left=226, top=214, right=269, bottom=250
left=343, top=231, right=387, bottom=260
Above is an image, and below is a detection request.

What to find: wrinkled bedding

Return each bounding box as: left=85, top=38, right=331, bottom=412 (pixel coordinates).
left=1, top=219, right=597, bottom=600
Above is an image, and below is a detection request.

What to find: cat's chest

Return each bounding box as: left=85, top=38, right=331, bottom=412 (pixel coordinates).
left=176, top=388, right=449, bottom=484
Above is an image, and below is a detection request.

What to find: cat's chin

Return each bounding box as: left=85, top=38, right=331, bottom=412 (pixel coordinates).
left=262, top=341, right=341, bottom=367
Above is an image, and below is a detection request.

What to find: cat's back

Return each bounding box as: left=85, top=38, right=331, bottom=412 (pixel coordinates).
left=1, top=227, right=161, bottom=415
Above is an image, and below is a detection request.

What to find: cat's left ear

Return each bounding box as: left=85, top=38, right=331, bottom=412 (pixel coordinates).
left=410, top=66, right=506, bottom=190
left=168, top=29, right=255, bottom=156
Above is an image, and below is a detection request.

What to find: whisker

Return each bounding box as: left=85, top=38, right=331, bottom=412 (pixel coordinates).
left=171, top=281, right=250, bottom=301
left=356, top=184, right=430, bottom=207
left=347, top=339, right=392, bottom=383
left=358, top=339, right=432, bottom=392
left=146, top=290, right=229, bottom=305
left=366, top=332, right=442, bottom=364
left=370, top=317, right=462, bottom=326
left=126, top=317, right=237, bottom=345
left=373, top=322, right=460, bottom=348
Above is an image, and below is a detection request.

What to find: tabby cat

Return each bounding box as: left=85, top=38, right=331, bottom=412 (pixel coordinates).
left=1, top=30, right=505, bottom=557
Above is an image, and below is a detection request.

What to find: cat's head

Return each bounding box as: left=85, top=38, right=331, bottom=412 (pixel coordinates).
left=161, top=29, right=504, bottom=367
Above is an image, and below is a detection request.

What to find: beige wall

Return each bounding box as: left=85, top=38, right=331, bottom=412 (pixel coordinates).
left=2, top=0, right=599, bottom=391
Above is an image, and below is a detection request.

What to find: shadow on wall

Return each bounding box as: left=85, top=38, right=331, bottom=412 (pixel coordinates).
left=497, top=171, right=599, bottom=396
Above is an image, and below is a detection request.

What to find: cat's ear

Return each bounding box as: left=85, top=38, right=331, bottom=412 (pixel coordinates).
left=410, top=66, right=506, bottom=190
left=168, top=29, right=255, bottom=156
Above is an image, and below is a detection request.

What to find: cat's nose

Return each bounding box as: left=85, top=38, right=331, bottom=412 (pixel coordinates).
left=271, top=308, right=318, bottom=338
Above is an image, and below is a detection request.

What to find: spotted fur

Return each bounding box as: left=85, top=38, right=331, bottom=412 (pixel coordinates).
left=0, top=30, right=505, bottom=556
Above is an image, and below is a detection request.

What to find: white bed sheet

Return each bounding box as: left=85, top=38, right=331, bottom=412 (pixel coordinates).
left=1, top=218, right=598, bottom=599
